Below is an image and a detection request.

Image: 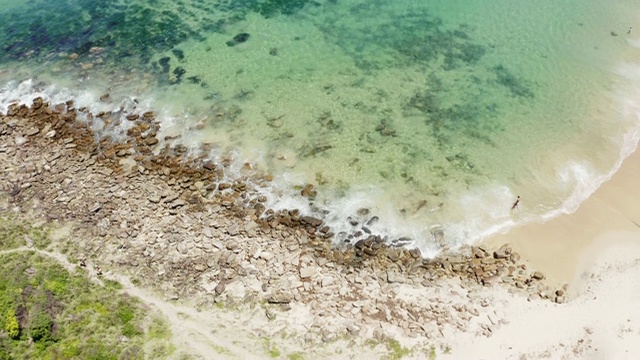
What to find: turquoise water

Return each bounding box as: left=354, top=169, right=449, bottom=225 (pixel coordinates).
left=1, top=0, right=639, bottom=255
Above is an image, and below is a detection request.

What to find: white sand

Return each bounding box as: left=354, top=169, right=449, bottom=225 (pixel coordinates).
left=444, top=233, right=640, bottom=360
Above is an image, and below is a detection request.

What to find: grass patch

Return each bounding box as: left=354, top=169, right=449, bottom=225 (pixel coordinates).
left=0, top=217, right=54, bottom=251
left=262, top=337, right=281, bottom=358
left=365, top=338, right=378, bottom=349
left=429, top=345, right=437, bottom=360
left=288, top=352, right=304, bottom=360
left=0, top=251, right=172, bottom=359
left=147, top=316, right=172, bottom=340
left=0, top=219, right=30, bottom=250
left=211, top=344, right=231, bottom=355
left=385, top=339, right=412, bottom=360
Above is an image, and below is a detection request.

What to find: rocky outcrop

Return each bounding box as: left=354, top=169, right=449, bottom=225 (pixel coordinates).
left=0, top=97, right=568, bottom=352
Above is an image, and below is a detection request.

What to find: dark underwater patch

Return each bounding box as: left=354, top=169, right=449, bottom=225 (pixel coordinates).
left=0, top=0, right=209, bottom=65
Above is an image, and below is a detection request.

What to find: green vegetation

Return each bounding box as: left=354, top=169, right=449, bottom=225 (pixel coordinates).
left=385, top=339, right=412, bottom=360
left=262, top=337, right=281, bottom=358
left=0, top=218, right=50, bottom=250
left=0, top=218, right=174, bottom=359
left=363, top=337, right=414, bottom=359
left=287, top=352, right=304, bottom=360
left=428, top=345, right=437, bottom=360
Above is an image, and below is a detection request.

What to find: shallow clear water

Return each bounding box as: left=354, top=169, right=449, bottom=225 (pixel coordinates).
left=1, top=0, right=639, bottom=255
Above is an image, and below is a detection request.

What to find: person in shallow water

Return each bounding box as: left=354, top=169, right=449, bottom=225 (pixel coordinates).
left=511, top=196, right=521, bottom=211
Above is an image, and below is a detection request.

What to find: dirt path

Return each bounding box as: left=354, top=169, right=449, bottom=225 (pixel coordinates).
left=109, top=273, right=260, bottom=359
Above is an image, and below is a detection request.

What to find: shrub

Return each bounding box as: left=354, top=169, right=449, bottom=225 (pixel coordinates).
left=28, top=309, right=53, bottom=342
left=4, top=310, right=20, bottom=339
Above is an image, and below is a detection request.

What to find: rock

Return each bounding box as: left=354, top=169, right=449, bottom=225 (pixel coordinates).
left=45, top=152, right=62, bottom=162
left=387, top=250, right=400, bottom=262
left=532, top=271, right=545, bottom=280
left=321, top=331, right=334, bottom=343
left=15, top=136, right=27, bottom=146
left=365, top=216, right=379, bottom=226
left=409, top=248, right=422, bottom=259
left=300, top=216, right=323, bottom=227
left=493, top=243, right=511, bottom=259
left=265, top=308, right=276, bottom=320
left=321, top=276, right=335, bottom=288
left=268, top=293, right=292, bottom=304
left=227, top=224, right=239, bottom=236
left=26, top=127, right=40, bottom=136
left=32, top=97, right=44, bottom=109
left=381, top=127, right=396, bottom=136
left=88, top=203, right=101, bottom=213
left=386, top=270, right=403, bottom=283
left=177, top=243, right=188, bottom=255
left=226, top=33, right=250, bottom=47
left=24, top=235, right=34, bottom=248
left=214, top=281, right=226, bottom=295
left=363, top=248, right=376, bottom=257
left=259, top=251, right=274, bottom=261
left=555, top=289, right=565, bottom=297
left=145, top=137, right=159, bottom=146
left=244, top=220, right=258, bottom=233
left=226, top=240, right=239, bottom=251
left=301, top=184, right=317, bottom=199
left=170, top=199, right=186, bottom=208
left=300, top=267, right=316, bottom=279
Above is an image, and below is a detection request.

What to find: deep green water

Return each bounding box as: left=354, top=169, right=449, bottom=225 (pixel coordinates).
left=1, top=0, right=639, bottom=254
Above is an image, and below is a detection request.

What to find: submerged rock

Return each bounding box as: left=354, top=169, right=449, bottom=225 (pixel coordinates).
left=226, top=33, right=250, bottom=47
left=158, top=57, right=171, bottom=73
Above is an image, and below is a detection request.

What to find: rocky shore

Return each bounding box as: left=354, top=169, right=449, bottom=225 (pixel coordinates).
left=1, top=97, right=568, bottom=358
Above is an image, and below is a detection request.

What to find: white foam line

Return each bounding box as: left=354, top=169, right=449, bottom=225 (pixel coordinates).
left=4, top=62, right=640, bottom=259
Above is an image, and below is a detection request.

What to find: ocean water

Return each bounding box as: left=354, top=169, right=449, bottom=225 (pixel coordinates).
left=1, top=0, right=639, bottom=255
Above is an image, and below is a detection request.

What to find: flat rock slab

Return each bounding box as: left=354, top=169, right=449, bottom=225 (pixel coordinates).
left=300, top=267, right=317, bottom=279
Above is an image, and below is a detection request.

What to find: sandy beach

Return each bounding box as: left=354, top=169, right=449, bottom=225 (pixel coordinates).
left=1, top=97, right=639, bottom=359
left=448, top=232, right=640, bottom=360
left=461, top=143, right=640, bottom=359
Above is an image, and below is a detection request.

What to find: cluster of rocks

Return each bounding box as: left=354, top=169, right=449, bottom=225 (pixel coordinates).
left=0, top=97, right=568, bottom=352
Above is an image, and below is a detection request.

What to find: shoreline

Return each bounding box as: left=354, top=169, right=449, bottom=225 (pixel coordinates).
left=485, top=145, right=640, bottom=289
